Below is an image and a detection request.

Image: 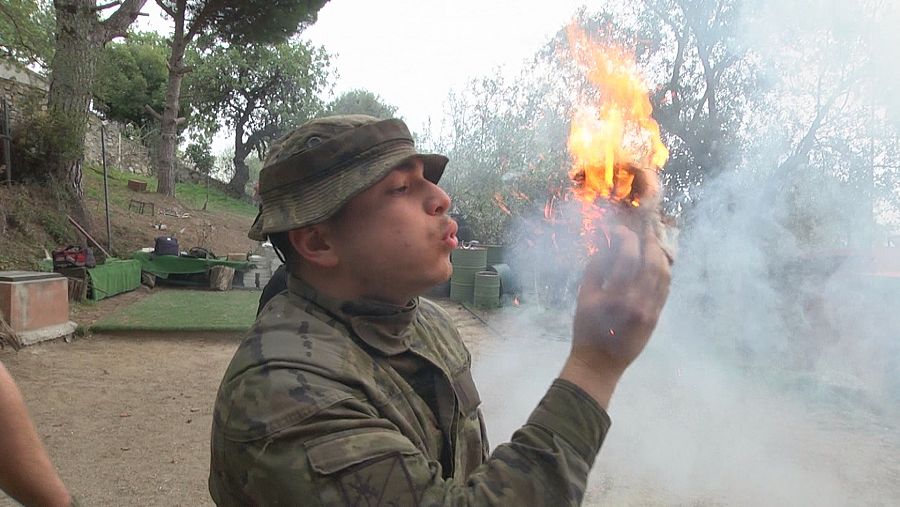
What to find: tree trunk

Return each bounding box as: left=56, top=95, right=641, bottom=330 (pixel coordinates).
left=48, top=0, right=105, bottom=234
left=227, top=156, right=250, bottom=198
left=156, top=46, right=187, bottom=196
left=227, top=125, right=250, bottom=197
left=156, top=73, right=185, bottom=196
left=155, top=1, right=189, bottom=197
left=46, top=0, right=147, bottom=235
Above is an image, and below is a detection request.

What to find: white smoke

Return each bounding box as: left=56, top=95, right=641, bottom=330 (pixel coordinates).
left=465, top=1, right=900, bottom=505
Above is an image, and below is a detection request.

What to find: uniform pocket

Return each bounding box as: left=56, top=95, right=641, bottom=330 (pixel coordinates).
left=305, top=428, right=421, bottom=474
left=305, top=428, right=429, bottom=506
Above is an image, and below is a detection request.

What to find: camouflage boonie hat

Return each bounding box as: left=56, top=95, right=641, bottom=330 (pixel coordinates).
left=248, top=115, right=448, bottom=241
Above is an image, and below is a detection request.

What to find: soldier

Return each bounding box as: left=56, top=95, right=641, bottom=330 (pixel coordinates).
left=256, top=263, right=286, bottom=316
left=209, top=115, right=671, bottom=506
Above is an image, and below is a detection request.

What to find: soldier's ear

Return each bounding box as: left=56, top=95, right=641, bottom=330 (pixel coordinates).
left=289, top=225, right=338, bottom=268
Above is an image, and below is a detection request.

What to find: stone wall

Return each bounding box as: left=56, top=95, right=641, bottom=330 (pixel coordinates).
left=1, top=59, right=231, bottom=190
left=83, top=116, right=153, bottom=175
left=0, top=61, right=47, bottom=127
left=1, top=60, right=153, bottom=177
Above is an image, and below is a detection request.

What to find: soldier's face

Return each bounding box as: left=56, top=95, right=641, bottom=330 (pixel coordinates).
left=327, top=158, right=457, bottom=303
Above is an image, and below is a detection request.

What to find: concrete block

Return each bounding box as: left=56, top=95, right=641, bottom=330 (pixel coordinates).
left=0, top=272, right=71, bottom=344
left=16, top=321, right=77, bottom=346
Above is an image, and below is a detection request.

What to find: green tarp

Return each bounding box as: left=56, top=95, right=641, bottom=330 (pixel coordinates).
left=130, top=251, right=251, bottom=279
left=88, top=259, right=142, bottom=301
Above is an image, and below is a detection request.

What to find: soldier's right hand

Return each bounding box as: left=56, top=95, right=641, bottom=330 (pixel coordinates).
left=559, top=225, right=671, bottom=409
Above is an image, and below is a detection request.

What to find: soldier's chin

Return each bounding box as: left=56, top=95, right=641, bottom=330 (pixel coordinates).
left=421, top=265, right=451, bottom=293
left=441, top=258, right=453, bottom=281
left=432, top=271, right=452, bottom=287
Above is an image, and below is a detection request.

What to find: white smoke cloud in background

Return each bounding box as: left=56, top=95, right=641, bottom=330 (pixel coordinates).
left=467, top=0, right=900, bottom=505
left=474, top=170, right=900, bottom=505
left=475, top=163, right=900, bottom=507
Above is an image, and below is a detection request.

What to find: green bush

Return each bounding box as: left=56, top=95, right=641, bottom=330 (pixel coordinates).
left=10, top=107, right=84, bottom=183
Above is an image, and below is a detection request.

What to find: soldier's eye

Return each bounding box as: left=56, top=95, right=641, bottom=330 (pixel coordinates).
left=392, top=185, right=409, bottom=194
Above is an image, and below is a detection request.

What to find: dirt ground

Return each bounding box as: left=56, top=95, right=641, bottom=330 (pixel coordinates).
left=0, top=294, right=503, bottom=507
left=2, top=294, right=898, bottom=506
left=0, top=332, right=237, bottom=507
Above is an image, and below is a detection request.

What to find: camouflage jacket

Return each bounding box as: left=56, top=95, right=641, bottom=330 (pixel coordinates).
left=209, top=275, right=611, bottom=506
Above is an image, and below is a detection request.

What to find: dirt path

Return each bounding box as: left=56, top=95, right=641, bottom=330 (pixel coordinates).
left=0, top=333, right=239, bottom=507
left=70, top=288, right=152, bottom=327
left=2, top=298, right=898, bottom=506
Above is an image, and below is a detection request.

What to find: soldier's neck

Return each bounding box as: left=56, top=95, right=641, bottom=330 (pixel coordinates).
left=296, top=267, right=412, bottom=306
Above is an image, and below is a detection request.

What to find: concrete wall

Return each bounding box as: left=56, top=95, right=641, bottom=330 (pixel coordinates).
left=0, top=61, right=48, bottom=127
left=0, top=61, right=47, bottom=89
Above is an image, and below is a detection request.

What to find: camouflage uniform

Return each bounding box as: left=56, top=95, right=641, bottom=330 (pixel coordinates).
left=209, top=115, right=612, bottom=505
left=210, top=276, right=610, bottom=506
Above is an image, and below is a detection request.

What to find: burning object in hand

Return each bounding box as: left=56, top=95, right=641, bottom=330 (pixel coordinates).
left=569, top=159, right=660, bottom=210
left=564, top=24, right=674, bottom=258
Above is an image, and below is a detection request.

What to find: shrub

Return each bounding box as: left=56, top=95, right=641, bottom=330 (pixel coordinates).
left=10, top=107, right=84, bottom=183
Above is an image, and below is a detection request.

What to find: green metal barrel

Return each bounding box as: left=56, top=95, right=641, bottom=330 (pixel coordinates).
left=485, top=245, right=506, bottom=265
left=487, top=263, right=518, bottom=294
left=450, top=247, right=487, bottom=303
left=452, top=247, right=487, bottom=268
left=473, top=271, right=501, bottom=308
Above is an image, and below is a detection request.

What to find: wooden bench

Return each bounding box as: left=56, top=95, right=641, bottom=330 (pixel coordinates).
left=127, top=179, right=148, bottom=192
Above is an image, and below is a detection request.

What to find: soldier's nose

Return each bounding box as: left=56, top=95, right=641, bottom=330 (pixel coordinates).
left=428, top=184, right=451, bottom=216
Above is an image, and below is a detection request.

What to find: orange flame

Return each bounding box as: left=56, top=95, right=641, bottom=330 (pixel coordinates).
left=565, top=24, right=668, bottom=205
left=511, top=190, right=530, bottom=202
left=544, top=195, right=557, bottom=221
left=493, top=193, right=512, bottom=216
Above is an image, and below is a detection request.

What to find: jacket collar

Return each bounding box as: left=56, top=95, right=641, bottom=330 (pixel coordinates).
left=288, top=274, right=417, bottom=355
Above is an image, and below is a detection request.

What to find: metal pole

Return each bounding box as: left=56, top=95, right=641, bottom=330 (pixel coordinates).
left=101, top=122, right=112, bottom=253
left=2, top=99, right=11, bottom=186
left=66, top=214, right=111, bottom=259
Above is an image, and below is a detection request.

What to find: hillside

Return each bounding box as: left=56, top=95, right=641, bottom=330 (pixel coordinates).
left=0, top=165, right=259, bottom=270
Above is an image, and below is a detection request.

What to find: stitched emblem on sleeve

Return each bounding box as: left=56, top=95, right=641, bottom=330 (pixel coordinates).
left=336, top=451, right=419, bottom=507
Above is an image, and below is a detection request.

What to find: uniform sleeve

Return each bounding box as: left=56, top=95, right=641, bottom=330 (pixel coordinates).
left=212, top=378, right=611, bottom=506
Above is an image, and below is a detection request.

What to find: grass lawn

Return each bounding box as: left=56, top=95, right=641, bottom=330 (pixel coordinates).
left=84, top=165, right=258, bottom=218
left=91, top=289, right=261, bottom=333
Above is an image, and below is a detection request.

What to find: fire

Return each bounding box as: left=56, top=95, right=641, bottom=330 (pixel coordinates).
left=544, top=194, right=557, bottom=221
left=493, top=192, right=512, bottom=216
left=511, top=190, right=530, bottom=202
left=565, top=24, right=668, bottom=207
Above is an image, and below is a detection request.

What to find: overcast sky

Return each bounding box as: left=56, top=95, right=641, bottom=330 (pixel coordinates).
left=135, top=0, right=592, bottom=143
left=300, top=0, right=590, bottom=131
